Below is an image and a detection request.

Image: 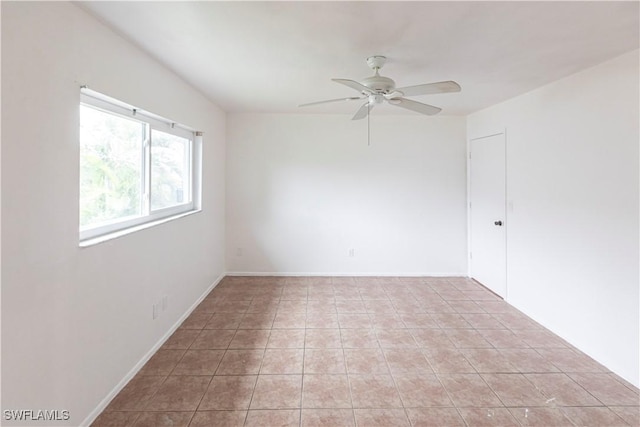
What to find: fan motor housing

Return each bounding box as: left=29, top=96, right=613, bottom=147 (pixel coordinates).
left=361, top=75, right=396, bottom=93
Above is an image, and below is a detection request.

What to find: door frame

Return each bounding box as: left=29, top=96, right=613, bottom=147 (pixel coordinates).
left=467, top=129, right=508, bottom=299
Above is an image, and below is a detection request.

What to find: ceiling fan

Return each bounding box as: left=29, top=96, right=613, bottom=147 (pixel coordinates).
left=299, top=56, right=461, bottom=120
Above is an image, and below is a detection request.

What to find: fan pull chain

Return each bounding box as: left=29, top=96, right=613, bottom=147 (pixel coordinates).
left=367, top=103, right=371, bottom=146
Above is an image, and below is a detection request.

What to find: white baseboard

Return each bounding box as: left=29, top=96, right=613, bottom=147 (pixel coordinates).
left=225, top=271, right=468, bottom=278
left=80, top=274, right=224, bottom=427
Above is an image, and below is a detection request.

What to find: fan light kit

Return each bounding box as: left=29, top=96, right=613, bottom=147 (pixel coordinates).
left=299, top=55, right=461, bottom=120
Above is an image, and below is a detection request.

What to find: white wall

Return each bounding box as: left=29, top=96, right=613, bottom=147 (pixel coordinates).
left=1, top=2, right=226, bottom=425
left=467, top=50, right=639, bottom=387
left=226, top=114, right=467, bottom=275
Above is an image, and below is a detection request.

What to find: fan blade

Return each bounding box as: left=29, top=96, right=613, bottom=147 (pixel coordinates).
left=395, top=80, right=461, bottom=97
left=299, top=97, right=363, bottom=107
left=352, top=102, right=372, bottom=120
left=332, top=79, right=374, bottom=94
left=389, top=98, right=442, bottom=116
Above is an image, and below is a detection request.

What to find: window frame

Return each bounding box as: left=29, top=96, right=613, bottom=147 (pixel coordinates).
left=79, top=88, right=201, bottom=243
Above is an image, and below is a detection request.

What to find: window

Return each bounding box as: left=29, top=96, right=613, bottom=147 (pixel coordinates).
left=79, top=88, right=201, bottom=242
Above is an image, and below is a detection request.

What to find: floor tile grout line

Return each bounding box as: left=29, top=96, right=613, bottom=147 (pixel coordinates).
left=242, top=348, right=265, bottom=425
left=429, top=350, right=480, bottom=427
left=380, top=311, right=421, bottom=427
left=300, top=303, right=309, bottom=414
left=527, top=370, right=611, bottom=409
left=432, top=371, right=470, bottom=426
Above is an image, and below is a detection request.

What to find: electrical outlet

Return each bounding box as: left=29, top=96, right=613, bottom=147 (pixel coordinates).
left=236, top=247, right=243, bottom=257
left=348, top=248, right=355, bottom=257
left=152, top=303, right=158, bottom=320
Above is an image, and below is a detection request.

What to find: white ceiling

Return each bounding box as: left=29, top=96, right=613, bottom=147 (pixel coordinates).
left=79, top=1, right=639, bottom=116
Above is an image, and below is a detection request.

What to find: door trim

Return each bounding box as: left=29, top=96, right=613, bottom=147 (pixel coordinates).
left=467, top=129, right=508, bottom=299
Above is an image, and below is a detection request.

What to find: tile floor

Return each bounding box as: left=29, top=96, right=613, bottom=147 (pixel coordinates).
left=92, top=276, right=639, bottom=426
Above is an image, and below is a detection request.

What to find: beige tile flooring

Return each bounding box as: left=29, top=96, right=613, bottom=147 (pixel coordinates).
left=92, top=276, right=639, bottom=426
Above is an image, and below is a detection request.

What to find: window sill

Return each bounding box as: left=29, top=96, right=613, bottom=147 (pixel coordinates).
left=79, top=209, right=201, bottom=248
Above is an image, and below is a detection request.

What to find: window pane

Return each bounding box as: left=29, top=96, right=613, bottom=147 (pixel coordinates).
left=151, top=130, right=190, bottom=211
left=79, top=105, right=144, bottom=227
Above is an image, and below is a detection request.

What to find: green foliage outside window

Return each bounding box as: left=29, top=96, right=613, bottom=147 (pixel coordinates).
left=80, top=105, right=143, bottom=227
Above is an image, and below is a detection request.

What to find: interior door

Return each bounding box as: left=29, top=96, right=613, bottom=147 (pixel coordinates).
left=470, top=133, right=506, bottom=298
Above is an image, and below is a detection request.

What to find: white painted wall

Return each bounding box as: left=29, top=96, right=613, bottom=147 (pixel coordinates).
left=1, top=2, right=226, bottom=425
left=467, top=50, right=639, bottom=387
left=3, top=4, right=636, bottom=424
left=226, top=114, right=468, bottom=275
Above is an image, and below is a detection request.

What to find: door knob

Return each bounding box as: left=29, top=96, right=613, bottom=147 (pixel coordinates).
left=494, top=220, right=503, bottom=226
